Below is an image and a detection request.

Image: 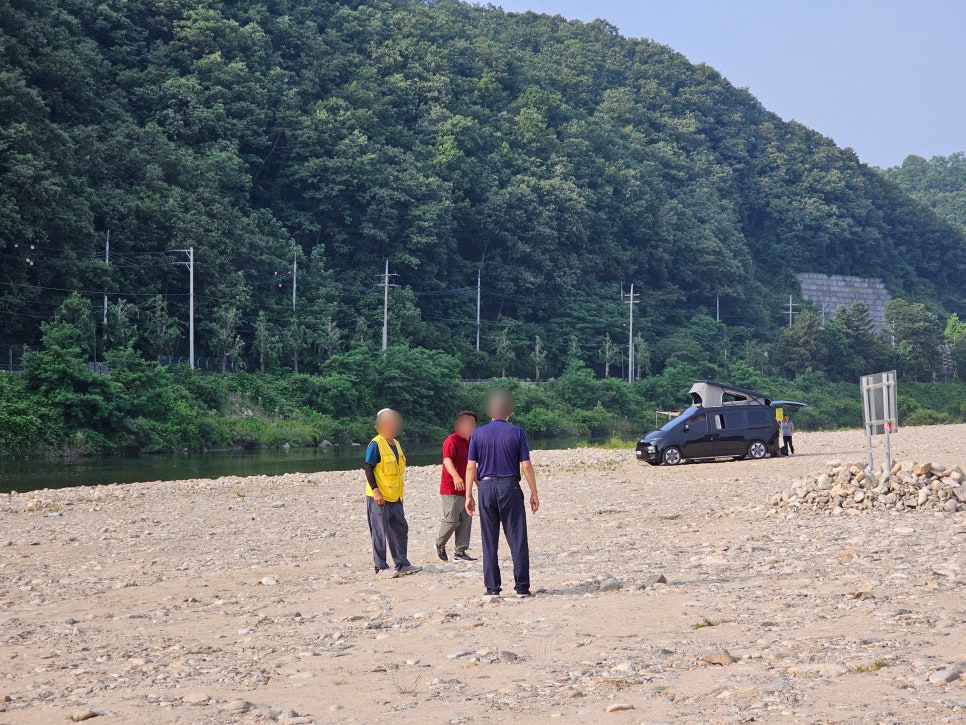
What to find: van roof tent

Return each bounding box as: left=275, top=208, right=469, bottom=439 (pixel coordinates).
left=689, top=380, right=771, bottom=408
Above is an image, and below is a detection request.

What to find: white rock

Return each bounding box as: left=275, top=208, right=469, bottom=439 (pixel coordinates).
left=219, top=699, right=252, bottom=713
left=605, top=703, right=635, bottom=712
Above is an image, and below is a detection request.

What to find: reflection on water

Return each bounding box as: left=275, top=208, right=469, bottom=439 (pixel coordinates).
left=0, top=438, right=590, bottom=494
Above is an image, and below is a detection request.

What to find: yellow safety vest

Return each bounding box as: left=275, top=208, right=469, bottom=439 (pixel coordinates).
left=366, top=435, right=406, bottom=502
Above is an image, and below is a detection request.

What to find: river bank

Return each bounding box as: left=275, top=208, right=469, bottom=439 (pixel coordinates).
left=0, top=438, right=595, bottom=495
left=1, top=426, right=964, bottom=723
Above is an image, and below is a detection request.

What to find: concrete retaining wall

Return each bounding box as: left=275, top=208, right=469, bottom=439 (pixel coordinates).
left=796, top=273, right=891, bottom=333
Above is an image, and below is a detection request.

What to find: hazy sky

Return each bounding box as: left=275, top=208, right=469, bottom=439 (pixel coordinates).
left=494, top=0, right=966, bottom=168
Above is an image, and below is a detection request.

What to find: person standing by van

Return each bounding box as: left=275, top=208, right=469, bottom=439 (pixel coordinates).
left=781, top=414, right=795, bottom=455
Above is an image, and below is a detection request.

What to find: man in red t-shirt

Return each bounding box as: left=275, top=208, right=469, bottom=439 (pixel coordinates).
left=436, top=410, right=478, bottom=562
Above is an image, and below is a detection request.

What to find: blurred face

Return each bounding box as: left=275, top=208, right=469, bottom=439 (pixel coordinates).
left=784, top=416, right=789, bottom=423
left=376, top=411, right=402, bottom=440
left=455, top=415, right=477, bottom=440
left=487, top=391, right=514, bottom=420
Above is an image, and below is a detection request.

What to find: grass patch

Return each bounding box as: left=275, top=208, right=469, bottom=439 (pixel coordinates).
left=392, top=673, right=421, bottom=695
left=690, top=617, right=720, bottom=630
left=853, top=660, right=886, bottom=673
left=577, top=435, right=635, bottom=450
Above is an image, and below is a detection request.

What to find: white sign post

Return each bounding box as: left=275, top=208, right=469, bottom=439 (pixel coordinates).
left=860, top=370, right=898, bottom=472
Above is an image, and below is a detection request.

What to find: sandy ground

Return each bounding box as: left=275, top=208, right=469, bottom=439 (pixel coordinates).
left=1, top=426, right=965, bottom=725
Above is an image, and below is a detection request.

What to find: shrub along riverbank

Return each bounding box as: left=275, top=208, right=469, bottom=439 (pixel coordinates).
left=3, top=340, right=966, bottom=459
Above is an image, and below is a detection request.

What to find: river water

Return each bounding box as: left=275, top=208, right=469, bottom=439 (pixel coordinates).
left=0, top=438, right=592, bottom=494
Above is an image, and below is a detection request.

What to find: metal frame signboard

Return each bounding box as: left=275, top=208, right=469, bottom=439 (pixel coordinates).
left=860, top=370, right=898, bottom=471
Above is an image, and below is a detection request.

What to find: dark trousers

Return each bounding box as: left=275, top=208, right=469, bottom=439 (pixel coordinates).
left=366, top=497, right=411, bottom=572
left=783, top=435, right=794, bottom=454
left=478, top=477, right=530, bottom=594
left=437, top=495, right=472, bottom=553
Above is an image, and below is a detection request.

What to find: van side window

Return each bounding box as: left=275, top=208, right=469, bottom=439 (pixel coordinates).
left=714, top=414, right=726, bottom=430
left=725, top=411, right=746, bottom=429
left=688, top=414, right=707, bottom=433
left=748, top=409, right=772, bottom=427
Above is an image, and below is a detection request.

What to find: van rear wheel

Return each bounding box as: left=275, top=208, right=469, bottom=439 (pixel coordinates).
left=662, top=446, right=683, bottom=466
left=747, top=440, right=768, bottom=460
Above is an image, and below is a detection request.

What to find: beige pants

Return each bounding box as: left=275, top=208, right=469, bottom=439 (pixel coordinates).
left=436, top=495, right=472, bottom=553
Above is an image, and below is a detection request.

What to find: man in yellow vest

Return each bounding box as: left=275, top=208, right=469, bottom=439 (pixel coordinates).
left=364, top=408, right=422, bottom=579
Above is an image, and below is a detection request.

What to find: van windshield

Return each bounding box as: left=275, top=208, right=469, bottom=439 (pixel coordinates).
left=656, top=406, right=699, bottom=433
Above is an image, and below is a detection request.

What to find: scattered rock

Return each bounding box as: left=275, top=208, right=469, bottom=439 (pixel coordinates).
left=698, top=650, right=736, bottom=666
left=182, top=693, right=210, bottom=705
left=219, top=699, right=252, bottom=713
left=605, top=703, right=635, bottom=712
left=260, top=576, right=278, bottom=586
left=929, top=669, right=962, bottom=684
left=598, top=577, right=622, bottom=593
left=71, top=712, right=99, bottom=722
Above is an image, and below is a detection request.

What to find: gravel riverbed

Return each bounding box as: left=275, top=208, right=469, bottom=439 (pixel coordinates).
left=1, top=426, right=964, bottom=724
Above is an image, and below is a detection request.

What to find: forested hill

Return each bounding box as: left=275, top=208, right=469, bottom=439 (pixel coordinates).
left=884, top=153, right=966, bottom=231
left=2, top=0, right=965, bottom=375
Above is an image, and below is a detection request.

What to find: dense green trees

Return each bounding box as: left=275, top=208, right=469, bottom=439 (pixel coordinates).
left=2, top=0, right=965, bottom=380
left=1, top=291, right=965, bottom=457
left=884, top=153, right=966, bottom=230
left=3, top=1, right=966, bottom=456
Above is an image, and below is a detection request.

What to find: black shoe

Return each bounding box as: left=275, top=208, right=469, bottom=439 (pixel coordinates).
left=485, top=589, right=500, bottom=596
left=515, top=591, right=532, bottom=598
left=435, top=544, right=448, bottom=562
left=454, top=551, right=477, bottom=561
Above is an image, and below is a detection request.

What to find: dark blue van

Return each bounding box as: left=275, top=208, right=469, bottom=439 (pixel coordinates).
left=635, top=381, right=799, bottom=466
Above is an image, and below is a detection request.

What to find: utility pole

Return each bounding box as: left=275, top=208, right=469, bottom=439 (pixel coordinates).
left=382, top=260, right=389, bottom=350
left=172, top=248, right=195, bottom=368
left=292, top=253, right=297, bottom=313
left=103, top=229, right=110, bottom=335
left=784, top=295, right=800, bottom=328
left=188, top=247, right=194, bottom=368
left=476, top=269, right=481, bottom=351
left=623, top=283, right=640, bottom=383
left=376, top=260, right=399, bottom=351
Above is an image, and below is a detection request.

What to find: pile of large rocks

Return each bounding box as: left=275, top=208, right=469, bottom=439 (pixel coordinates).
left=771, top=459, right=966, bottom=513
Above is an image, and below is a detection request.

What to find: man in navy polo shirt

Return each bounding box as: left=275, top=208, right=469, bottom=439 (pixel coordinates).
left=466, top=391, right=540, bottom=597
